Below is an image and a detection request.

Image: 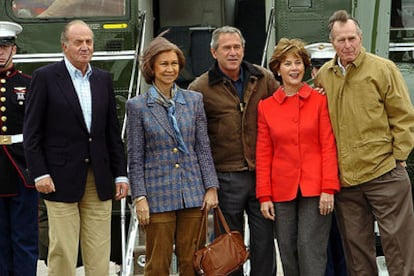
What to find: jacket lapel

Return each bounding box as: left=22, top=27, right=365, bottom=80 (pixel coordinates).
left=89, top=72, right=99, bottom=134
left=147, top=94, right=176, bottom=139
left=56, top=61, right=89, bottom=132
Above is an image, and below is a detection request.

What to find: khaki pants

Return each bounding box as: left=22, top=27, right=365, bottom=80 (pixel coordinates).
left=45, top=169, right=112, bottom=276
left=144, top=208, right=203, bottom=276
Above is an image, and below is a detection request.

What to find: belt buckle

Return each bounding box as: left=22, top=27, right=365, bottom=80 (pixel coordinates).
left=0, top=135, right=11, bottom=145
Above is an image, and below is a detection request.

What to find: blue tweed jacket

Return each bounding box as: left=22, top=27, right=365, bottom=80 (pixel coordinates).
left=126, top=86, right=219, bottom=213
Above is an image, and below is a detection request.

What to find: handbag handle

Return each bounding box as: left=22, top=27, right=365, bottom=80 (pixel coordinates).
left=213, top=206, right=231, bottom=234
left=195, top=207, right=232, bottom=250
left=195, top=207, right=209, bottom=249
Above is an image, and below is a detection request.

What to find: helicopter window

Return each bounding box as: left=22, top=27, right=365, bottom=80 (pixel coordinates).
left=11, top=0, right=125, bottom=18
left=390, top=0, right=414, bottom=63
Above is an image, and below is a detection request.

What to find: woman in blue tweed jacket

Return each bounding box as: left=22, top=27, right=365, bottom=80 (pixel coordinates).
left=126, top=33, right=219, bottom=276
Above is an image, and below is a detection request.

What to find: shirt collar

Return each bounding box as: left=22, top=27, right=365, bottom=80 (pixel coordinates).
left=337, top=58, right=347, bottom=75
left=217, top=64, right=244, bottom=83
left=335, top=47, right=366, bottom=75
left=64, top=56, right=92, bottom=79
left=0, top=67, right=17, bottom=78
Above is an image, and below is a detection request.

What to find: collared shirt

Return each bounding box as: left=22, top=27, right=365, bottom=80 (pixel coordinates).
left=337, top=57, right=347, bottom=76
left=218, top=66, right=245, bottom=100
left=64, top=57, right=92, bottom=132
left=232, top=67, right=245, bottom=100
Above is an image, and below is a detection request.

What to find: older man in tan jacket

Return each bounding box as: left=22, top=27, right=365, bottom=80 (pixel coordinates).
left=315, top=10, right=414, bottom=276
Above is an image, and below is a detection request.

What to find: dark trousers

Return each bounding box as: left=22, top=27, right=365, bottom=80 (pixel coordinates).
left=274, top=193, right=332, bottom=276
left=217, top=171, right=275, bottom=276
left=0, top=179, right=38, bottom=276
left=335, top=165, right=414, bottom=276
left=325, top=212, right=347, bottom=276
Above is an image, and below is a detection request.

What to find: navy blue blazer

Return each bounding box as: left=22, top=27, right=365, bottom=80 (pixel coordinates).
left=126, top=87, right=219, bottom=213
left=23, top=60, right=127, bottom=202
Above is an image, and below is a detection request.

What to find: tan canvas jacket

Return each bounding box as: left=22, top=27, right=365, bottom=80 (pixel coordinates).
left=315, top=48, right=414, bottom=186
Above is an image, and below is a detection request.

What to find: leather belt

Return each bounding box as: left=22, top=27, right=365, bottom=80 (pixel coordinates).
left=0, top=134, right=23, bottom=145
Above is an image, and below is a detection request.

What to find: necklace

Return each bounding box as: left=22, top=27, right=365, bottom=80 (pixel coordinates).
left=282, top=84, right=302, bottom=96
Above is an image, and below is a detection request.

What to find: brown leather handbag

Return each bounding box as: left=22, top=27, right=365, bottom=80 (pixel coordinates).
left=193, top=207, right=249, bottom=276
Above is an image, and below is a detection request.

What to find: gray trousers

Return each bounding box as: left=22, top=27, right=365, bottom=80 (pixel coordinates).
left=274, top=192, right=332, bottom=276
left=335, top=165, right=414, bottom=276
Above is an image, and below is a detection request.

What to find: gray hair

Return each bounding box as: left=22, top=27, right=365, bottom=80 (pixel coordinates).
left=328, top=10, right=362, bottom=40
left=210, top=26, right=246, bottom=50
left=60, top=20, right=94, bottom=45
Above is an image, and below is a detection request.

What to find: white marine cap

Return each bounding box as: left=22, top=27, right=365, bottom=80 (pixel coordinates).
left=0, top=21, right=22, bottom=45
left=305, top=42, right=336, bottom=67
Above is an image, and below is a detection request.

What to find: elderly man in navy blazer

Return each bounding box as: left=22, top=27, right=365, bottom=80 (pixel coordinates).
left=23, top=20, right=129, bottom=275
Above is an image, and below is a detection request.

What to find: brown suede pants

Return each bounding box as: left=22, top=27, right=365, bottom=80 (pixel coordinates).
left=144, top=208, right=203, bottom=276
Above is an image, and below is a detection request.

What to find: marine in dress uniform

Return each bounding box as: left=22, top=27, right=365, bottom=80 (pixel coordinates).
left=305, top=42, right=337, bottom=79
left=0, top=21, right=38, bottom=276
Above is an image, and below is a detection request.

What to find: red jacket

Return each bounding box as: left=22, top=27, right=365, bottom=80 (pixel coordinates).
left=256, top=83, right=340, bottom=203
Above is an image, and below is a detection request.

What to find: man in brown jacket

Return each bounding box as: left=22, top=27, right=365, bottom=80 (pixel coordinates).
left=188, top=25, right=279, bottom=276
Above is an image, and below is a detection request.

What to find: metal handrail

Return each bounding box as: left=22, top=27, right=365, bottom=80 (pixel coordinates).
left=261, top=7, right=274, bottom=67
left=120, top=11, right=146, bottom=140
left=120, top=10, right=147, bottom=276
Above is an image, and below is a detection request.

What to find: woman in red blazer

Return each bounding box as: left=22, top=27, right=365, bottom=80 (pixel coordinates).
left=256, top=38, right=340, bottom=276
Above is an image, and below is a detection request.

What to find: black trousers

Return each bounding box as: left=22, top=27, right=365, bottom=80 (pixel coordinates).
left=217, top=170, right=276, bottom=276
